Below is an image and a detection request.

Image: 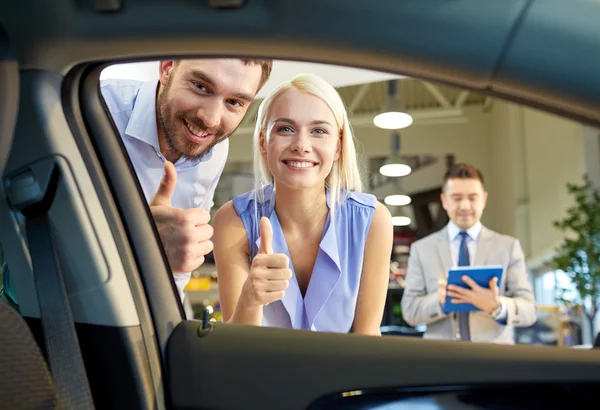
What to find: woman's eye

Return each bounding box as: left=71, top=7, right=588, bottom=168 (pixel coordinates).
left=278, top=126, right=293, bottom=133
left=312, top=128, right=327, bottom=135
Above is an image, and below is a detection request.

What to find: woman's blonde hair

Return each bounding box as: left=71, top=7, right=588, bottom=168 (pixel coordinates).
left=252, top=73, right=363, bottom=215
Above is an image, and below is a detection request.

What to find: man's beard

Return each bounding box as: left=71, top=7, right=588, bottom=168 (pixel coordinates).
left=156, top=84, right=228, bottom=162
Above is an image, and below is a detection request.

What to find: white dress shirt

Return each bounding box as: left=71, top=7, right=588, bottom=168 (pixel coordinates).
left=447, top=220, right=481, bottom=267
left=100, top=78, right=228, bottom=301
left=446, top=221, right=507, bottom=320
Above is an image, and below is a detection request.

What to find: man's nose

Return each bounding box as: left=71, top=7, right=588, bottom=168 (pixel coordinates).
left=458, top=199, right=470, bottom=210
left=290, top=130, right=312, bottom=153
left=196, top=99, right=221, bottom=130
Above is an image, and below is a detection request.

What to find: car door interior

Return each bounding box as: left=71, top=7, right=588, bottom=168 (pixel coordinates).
left=1, top=0, right=600, bottom=409
left=0, top=22, right=63, bottom=410
left=0, top=70, right=167, bottom=409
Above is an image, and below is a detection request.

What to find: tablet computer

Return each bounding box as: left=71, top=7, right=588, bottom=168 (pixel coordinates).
left=442, top=265, right=503, bottom=313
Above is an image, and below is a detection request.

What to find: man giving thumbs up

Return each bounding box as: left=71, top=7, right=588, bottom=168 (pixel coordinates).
left=150, top=162, right=214, bottom=274
left=97, top=58, right=273, bottom=302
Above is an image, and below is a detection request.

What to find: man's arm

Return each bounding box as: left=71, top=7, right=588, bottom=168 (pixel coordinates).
left=401, top=243, right=448, bottom=326
left=150, top=163, right=214, bottom=301
left=496, top=239, right=537, bottom=327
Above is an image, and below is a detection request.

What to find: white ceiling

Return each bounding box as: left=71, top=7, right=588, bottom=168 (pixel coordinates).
left=100, top=60, right=404, bottom=99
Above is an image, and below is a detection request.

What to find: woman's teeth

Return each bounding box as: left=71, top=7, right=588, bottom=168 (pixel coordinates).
left=286, top=161, right=315, bottom=168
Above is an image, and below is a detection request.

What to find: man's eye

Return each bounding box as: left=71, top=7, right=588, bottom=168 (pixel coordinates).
left=193, top=82, right=208, bottom=92
left=228, top=100, right=243, bottom=108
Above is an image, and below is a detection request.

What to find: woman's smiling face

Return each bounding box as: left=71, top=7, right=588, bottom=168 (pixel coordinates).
left=263, top=88, right=340, bottom=190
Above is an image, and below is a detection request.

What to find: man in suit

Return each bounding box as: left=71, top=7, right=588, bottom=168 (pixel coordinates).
left=401, top=163, right=537, bottom=344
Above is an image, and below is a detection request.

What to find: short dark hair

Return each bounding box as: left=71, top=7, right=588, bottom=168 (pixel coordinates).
left=171, top=58, right=273, bottom=91
left=442, top=163, right=484, bottom=190
left=241, top=59, right=273, bottom=91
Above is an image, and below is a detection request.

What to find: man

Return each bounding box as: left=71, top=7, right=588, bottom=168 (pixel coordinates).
left=101, top=58, right=272, bottom=301
left=401, top=163, right=537, bottom=344
left=0, top=58, right=272, bottom=307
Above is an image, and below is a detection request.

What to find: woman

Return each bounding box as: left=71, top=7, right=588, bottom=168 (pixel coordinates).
left=213, top=73, right=393, bottom=335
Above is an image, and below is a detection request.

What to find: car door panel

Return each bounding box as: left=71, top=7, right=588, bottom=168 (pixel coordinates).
left=308, top=383, right=598, bottom=410
left=166, top=321, right=600, bottom=410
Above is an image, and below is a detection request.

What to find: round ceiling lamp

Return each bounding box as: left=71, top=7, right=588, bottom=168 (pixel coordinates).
left=391, top=216, right=412, bottom=226
left=379, top=163, right=412, bottom=177
left=379, top=131, right=411, bottom=177
left=374, top=80, right=413, bottom=129
left=373, top=111, right=413, bottom=130
left=384, top=194, right=412, bottom=206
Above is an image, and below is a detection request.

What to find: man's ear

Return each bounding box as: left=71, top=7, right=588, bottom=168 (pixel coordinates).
left=159, top=61, right=176, bottom=87
left=440, top=191, right=448, bottom=211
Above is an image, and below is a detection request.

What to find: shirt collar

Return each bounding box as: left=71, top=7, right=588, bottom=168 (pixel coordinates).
left=124, top=78, right=213, bottom=165
left=447, top=220, right=482, bottom=242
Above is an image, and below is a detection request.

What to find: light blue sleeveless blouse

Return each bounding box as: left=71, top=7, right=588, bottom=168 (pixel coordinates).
left=231, top=185, right=377, bottom=333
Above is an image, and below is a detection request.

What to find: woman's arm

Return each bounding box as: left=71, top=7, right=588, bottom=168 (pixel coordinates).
left=351, top=202, right=393, bottom=336
left=213, top=203, right=291, bottom=326
left=213, top=201, right=263, bottom=326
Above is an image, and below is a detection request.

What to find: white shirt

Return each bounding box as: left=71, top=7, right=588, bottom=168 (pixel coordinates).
left=100, top=78, right=228, bottom=301
left=446, top=221, right=507, bottom=320
left=446, top=220, right=481, bottom=267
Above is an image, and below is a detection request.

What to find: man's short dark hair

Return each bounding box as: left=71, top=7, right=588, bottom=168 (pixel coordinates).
left=241, top=59, right=273, bottom=91
left=442, top=163, right=484, bottom=190
left=171, top=58, right=273, bottom=91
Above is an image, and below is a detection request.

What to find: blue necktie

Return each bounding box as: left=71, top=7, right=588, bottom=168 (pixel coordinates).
left=457, top=231, right=471, bottom=341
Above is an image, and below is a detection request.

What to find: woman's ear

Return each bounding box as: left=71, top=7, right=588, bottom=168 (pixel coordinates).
left=334, top=134, right=342, bottom=161
left=259, top=130, right=267, bottom=156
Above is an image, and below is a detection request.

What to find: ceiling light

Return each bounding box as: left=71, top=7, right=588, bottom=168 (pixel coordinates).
left=379, top=163, right=412, bottom=177
left=374, top=80, right=413, bottom=129
left=384, top=194, right=412, bottom=206
left=391, top=216, right=412, bottom=226
left=374, top=111, right=413, bottom=129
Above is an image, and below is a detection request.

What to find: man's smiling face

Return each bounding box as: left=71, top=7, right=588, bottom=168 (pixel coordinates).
left=156, top=59, right=263, bottom=162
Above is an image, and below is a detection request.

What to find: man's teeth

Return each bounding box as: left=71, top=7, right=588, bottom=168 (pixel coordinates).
left=185, top=120, right=209, bottom=138
left=287, top=161, right=315, bottom=168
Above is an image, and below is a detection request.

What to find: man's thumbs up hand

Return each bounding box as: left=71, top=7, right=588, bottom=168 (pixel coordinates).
left=150, top=161, right=177, bottom=207
left=241, top=217, right=292, bottom=307
left=150, top=162, right=213, bottom=273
